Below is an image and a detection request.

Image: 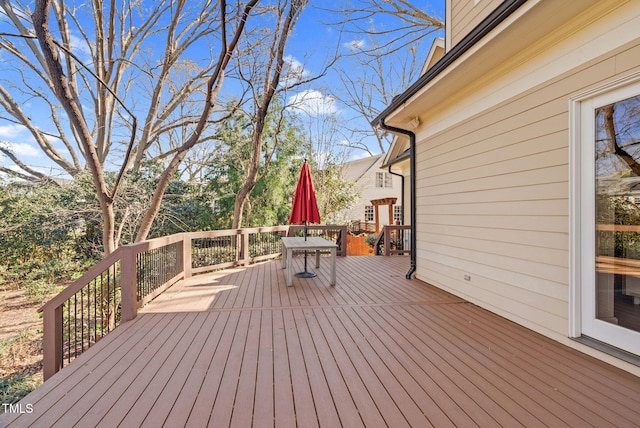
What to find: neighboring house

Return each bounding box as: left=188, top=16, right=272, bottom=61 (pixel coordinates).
left=375, top=0, right=640, bottom=376
left=336, top=154, right=403, bottom=229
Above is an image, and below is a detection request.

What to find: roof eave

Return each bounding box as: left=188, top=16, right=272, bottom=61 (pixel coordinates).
left=381, top=148, right=411, bottom=169
left=371, top=0, right=528, bottom=128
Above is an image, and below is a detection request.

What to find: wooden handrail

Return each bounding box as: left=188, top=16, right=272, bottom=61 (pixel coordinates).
left=40, top=224, right=347, bottom=379
left=382, top=225, right=411, bottom=256
left=40, top=232, right=188, bottom=316
left=39, top=247, right=126, bottom=314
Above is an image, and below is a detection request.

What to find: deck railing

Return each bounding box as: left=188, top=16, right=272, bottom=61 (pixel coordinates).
left=348, top=220, right=377, bottom=234
left=374, top=225, right=412, bottom=256
left=39, top=225, right=347, bottom=380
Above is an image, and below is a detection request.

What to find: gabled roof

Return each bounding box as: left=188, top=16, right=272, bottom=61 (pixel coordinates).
left=420, top=37, right=445, bottom=76
left=381, top=135, right=410, bottom=168
left=341, top=154, right=383, bottom=183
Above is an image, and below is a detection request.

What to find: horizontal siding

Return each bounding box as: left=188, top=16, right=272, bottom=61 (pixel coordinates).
left=414, top=8, right=640, bottom=338
left=424, top=230, right=567, bottom=270
left=421, top=115, right=568, bottom=176
left=425, top=160, right=567, bottom=194
left=425, top=223, right=567, bottom=251
left=450, top=0, right=503, bottom=48
left=423, top=262, right=568, bottom=332
left=421, top=199, right=567, bottom=218
left=419, top=213, right=567, bottom=234
left=419, top=239, right=566, bottom=296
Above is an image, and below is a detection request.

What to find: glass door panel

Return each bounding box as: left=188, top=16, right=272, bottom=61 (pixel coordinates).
left=594, top=94, right=640, bottom=335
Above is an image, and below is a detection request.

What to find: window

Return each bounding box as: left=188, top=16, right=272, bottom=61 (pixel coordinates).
left=375, top=172, right=383, bottom=187
left=385, top=173, right=393, bottom=188
left=364, top=205, right=374, bottom=221
left=393, top=205, right=403, bottom=223
left=376, top=172, right=393, bottom=188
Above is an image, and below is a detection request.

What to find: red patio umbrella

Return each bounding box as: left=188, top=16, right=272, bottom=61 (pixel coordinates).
left=289, top=160, right=321, bottom=277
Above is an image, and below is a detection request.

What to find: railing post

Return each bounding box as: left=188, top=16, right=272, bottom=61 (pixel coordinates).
left=42, top=306, right=63, bottom=380
left=183, top=233, right=192, bottom=278
left=339, top=225, right=348, bottom=257
left=120, top=245, right=138, bottom=322
left=242, top=230, right=250, bottom=266
left=384, top=226, right=391, bottom=256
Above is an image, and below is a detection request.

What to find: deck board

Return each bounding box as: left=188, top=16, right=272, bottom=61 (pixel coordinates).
left=161, top=311, right=232, bottom=428
left=3, top=255, right=640, bottom=427
left=397, top=304, right=578, bottom=427
left=185, top=310, right=242, bottom=428
left=136, top=311, right=218, bottom=427
left=309, top=307, right=387, bottom=427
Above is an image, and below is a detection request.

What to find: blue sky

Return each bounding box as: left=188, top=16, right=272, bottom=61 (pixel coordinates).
left=0, top=0, right=445, bottom=179
left=282, top=1, right=445, bottom=159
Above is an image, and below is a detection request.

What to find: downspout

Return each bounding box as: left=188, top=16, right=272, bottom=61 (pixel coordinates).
left=370, top=0, right=527, bottom=279
left=379, top=118, right=416, bottom=279
left=387, top=166, right=404, bottom=224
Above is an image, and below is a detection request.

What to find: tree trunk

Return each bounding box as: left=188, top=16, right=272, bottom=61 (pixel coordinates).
left=604, top=104, right=640, bottom=176
left=232, top=188, right=251, bottom=229
left=135, top=0, right=260, bottom=241
left=230, top=0, right=306, bottom=228
left=33, top=0, right=117, bottom=254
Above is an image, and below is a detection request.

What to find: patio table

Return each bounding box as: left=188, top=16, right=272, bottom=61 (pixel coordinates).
left=281, top=236, right=337, bottom=287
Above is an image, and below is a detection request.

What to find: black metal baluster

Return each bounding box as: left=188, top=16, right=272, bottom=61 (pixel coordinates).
left=65, top=300, right=70, bottom=367
left=109, top=265, right=114, bottom=330
left=74, top=292, right=78, bottom=360
left=92, top=276, right=97, bottom=343
left=81, top=286, right=85, bottom=353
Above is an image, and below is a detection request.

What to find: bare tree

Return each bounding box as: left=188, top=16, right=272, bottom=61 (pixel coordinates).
left=0, top=0, right=259, bottom=253
left=336, top=39, right=424, bottom=154
left=136, top=0, right=259, bottom=240
left=326, top=0, right=444, bottom=154
left=602, top=104, right=640, bottom=176
left=327, top=0, right=443, bottom=57
left=229, top=0, right=337, bottom=229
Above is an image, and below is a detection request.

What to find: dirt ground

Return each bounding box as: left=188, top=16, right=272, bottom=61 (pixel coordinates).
left=0, top=287, right=42, bottom=343
left=0, top=285, right=44, bottom=393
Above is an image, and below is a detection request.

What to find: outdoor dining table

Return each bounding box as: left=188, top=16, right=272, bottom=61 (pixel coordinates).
left=281, top=236, right=337, bottom=287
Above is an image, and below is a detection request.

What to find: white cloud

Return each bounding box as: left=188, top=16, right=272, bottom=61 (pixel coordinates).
left=343, top=39, right=365, bottom=51
left=8, top=142, right=40, bottom=157
left=282, top=55, right=310, bottom=86
left=69, top=33, right=92, bottom=58
left=0, top=125, right=40, bottom=157
left=0, top=124, right=26, bottom=138
left=288, top=89, right=339, bottom=116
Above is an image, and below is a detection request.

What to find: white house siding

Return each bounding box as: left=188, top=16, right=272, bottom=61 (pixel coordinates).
left=400, top=163, right=411, bottom=226
left=388, top=158, right=411, bottom=228
left=413, top=1, right=640, bottom=350
left=339, top=155, right=403, bottom=226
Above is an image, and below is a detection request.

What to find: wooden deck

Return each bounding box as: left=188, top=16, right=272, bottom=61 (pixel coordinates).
left=2, top=256, right=640, bottom=427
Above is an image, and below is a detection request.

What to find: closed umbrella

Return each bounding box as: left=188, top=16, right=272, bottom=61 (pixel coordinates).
left=289, top=160, right=321, bottom=277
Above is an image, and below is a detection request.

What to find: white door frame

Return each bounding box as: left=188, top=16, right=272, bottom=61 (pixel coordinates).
left=570, top=71, right=640, bottom=355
